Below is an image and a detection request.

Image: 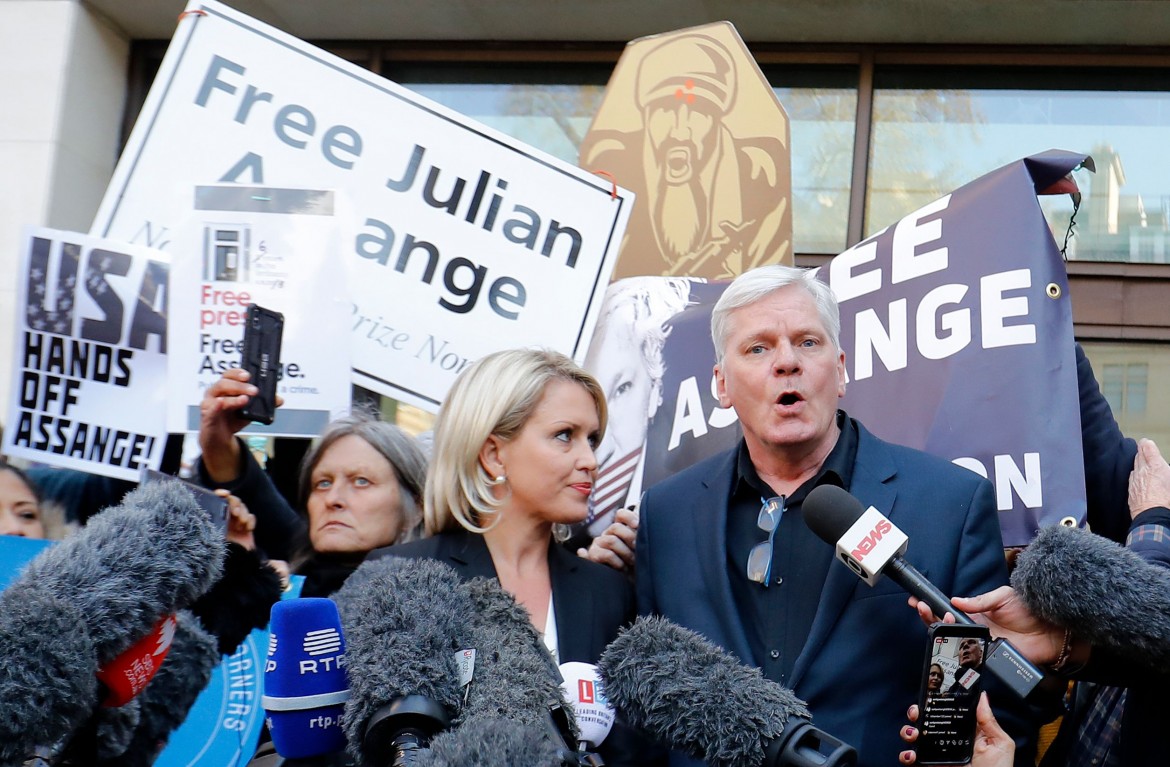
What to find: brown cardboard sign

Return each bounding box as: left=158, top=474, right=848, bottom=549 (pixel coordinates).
left=581, top=21, right=792, bottom=280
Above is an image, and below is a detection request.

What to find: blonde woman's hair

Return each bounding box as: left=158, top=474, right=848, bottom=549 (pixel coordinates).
left=424, top=348, right=607, bottom=536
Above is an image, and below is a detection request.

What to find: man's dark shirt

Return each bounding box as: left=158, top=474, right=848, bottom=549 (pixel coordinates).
left=726, top=410, right=858, bottom=684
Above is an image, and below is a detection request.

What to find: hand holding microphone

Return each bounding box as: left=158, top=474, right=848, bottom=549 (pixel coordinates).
left=909, top=586, right=1075, bottom=671
left=803, top=485, right=1049, bottom=701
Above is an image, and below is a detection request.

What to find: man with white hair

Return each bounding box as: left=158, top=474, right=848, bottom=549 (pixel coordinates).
left=626, top=264, right=1036, bottom=766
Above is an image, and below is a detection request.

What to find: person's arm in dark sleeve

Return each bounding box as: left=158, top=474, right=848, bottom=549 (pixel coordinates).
left=195, top=368, right=304, bottom=560
left=195, top=440, right=304, bottom=561
left=1076, top=343, right=1138, bottom=543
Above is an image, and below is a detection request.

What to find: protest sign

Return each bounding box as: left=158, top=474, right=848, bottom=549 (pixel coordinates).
left=634, top=151, right=1088, bottom=546
left=91, top=0, right=632, bottom=412
left=166, top=192, right=351, bottom=436
left=580, top=21, right=792, bottom=280
left=827, top=149, right=1088, bottom=544
left=3, top=227, right=169, bottom=480
left=154, top=632, right=267, bottom=767
left=578, top=277, right=723, bottom=536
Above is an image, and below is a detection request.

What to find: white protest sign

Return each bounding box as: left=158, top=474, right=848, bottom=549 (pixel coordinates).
left=166, top=193, right=352, bottom=436
left=92, top=0, right=633, bottom=412
left=3, top=227, right=169, bottom=480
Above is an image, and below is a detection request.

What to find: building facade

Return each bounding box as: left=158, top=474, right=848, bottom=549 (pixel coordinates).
left=4, top=0, right=1170, bottom=443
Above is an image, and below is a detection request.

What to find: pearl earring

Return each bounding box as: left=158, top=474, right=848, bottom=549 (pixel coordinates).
left=490, top=473, right=507, bottom=485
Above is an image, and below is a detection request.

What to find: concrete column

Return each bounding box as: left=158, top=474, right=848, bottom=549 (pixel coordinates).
left=0, top=0, right=128, bottom=424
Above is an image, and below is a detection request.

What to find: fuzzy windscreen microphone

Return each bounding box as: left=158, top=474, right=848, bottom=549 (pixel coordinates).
left=599, top=617, right=857, bottom=767
left=1013, top=524, right=1170, bottom=670
left=0, top=482, right=223, bottom=767
left=333, top=557, right=473, bottom=765
left=417, top=718, right=567, bottom=767
left=17, top=481, right=225, bottom=665
left=460, top=577, right=577, bottom=742
left=92, top=611, right=220, bottom=767
left=0, top=585, right=96, bottom=767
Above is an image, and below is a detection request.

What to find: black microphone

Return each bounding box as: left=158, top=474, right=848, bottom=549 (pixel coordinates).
left=333, top=557, right=470, bottom=766
left=417, top=718, right=568, bottom=767
left=0, top=481, right=224, bottom=765
left=803, top=484, right=1047, bottom=701
left=460, top=577, right=579, bottom=763
left=1012, top=523, right=1170, bottom=670
left=598, top=616, right=856, bottom=767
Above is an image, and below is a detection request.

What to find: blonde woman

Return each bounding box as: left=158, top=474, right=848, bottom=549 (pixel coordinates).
left=373, top=348, right=660, bottom=765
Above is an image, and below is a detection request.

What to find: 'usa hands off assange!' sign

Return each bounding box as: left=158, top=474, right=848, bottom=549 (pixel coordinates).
left=92, top=0, right=632, bottom=411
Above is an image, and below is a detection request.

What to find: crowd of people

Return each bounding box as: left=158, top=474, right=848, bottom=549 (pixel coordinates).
left=2, top=262, right=1166, bottom=767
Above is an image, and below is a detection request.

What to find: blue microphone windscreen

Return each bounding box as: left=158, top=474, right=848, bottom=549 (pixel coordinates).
left=263, top=598, right=349, bottom=758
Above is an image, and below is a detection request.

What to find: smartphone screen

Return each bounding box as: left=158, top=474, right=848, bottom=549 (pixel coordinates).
left=915, top=623, right=990, bottom=765
left=139, top=468, right=229, bottom=532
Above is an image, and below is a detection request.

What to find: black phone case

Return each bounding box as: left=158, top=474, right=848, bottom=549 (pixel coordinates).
left=240, top=304, right=284, bottom=425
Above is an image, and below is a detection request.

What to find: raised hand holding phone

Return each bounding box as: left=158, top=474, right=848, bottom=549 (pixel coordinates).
left=239, top=304, right=284, bottom=425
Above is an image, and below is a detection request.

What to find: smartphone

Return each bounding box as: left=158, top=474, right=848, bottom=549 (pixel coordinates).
left=915, top=622, right=991, bottom=765
left=139, top=468, right=229, bottom=532
left=239, top=303, right=284, bottom=425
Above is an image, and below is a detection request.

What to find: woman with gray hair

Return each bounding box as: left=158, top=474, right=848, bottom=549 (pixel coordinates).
left=198, top=368, right=428, bottom=597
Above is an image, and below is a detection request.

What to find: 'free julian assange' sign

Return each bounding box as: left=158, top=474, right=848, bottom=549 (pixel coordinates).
left=92, top=0, right=633, bottom=412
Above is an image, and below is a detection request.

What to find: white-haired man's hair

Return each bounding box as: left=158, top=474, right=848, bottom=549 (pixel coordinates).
left=710, top=265, right=840, bottom=364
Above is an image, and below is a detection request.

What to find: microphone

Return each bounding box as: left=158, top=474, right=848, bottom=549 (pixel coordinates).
left=333, top=557, right=470, bottom=766
left=597, top=616, right=856, bottom=767
left=1012, top=523, right=1170, bottom=670
left=96, top=614, right=178, bottom=707
left=0, top=584, right=97, bottom=766
left=19, top=481, right=224, bottom=665
left=94, top=611, right=221, bottom=767
left=417, top=717, right=569, bottom=767
left=262, top=598, right=351, bottom=759
left=0, top=481, right=224, bottom=764
left=802, top=484, right=960, bottom=623
left=460, top=577, right=579, bottom=762
left=558, top=662, right=614, bottom=759
left=803, top=484, right=1047, bottom=701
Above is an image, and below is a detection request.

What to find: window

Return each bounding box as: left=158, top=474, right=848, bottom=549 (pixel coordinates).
left=1082, top=342, right=1169, bottom=446
left=768, top=66, right=858, bottom=255
left=389, top=62, right=612, bottom=166
left=867, top=67, right=1170, bottom=263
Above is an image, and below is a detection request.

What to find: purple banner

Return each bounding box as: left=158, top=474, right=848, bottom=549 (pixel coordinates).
left=636, top=150, right=1089, bottom=546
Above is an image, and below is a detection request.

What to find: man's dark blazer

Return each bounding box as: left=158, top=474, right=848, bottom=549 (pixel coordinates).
left=635, top=418, right=1019, bottom=767
left=371, top=528, right=662, bottom=765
